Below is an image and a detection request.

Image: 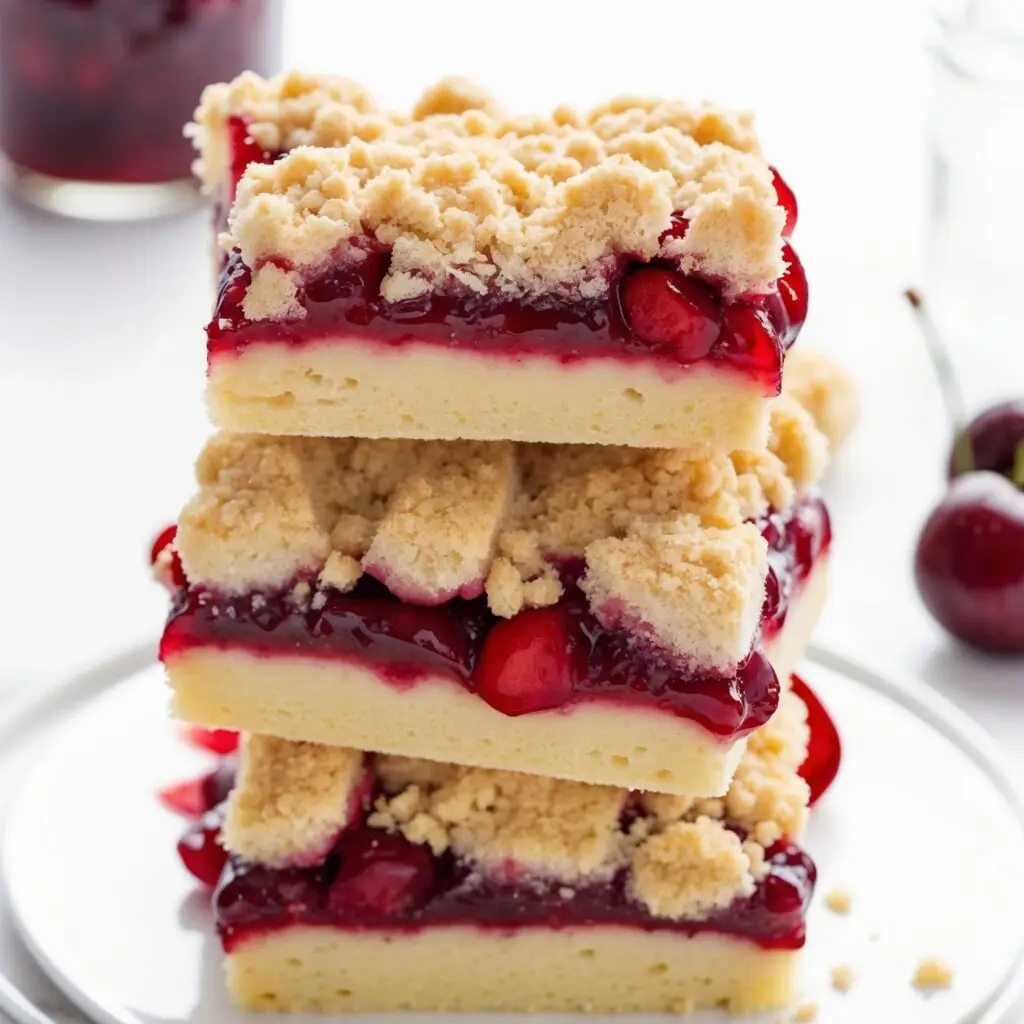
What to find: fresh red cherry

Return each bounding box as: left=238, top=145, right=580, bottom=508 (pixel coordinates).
left=620, top=267, right=722, bottom=362
left=473, top=607, right=580, bottom=716
left=790, top=675, right=842, bottom=805
left=327, top=830, right=436, bottom=916
left=185, top=726, right=240, bottom=756
left=770, top=167, right=798, bottom=237
left=177, top=810, right=228, bottom=886
left=947, top=400, right=1024, bottom=481
left=150, top=524, right=186, bottom=589
left=777, top=243, right=808, bottom=347
left=914, top=472, right=1024, bottom=652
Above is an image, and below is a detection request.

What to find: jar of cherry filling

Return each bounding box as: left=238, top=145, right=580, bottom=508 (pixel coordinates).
left=0, top=0, right=282, bottom=219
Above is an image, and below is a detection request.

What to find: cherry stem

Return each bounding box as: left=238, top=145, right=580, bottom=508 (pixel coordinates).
left=904, top=288, right=971, bottom=470
left=1013, top=442, right=1024, bottom=490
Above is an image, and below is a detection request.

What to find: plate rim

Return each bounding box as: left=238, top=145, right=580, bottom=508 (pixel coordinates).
left=3, top=641, right=1024, bottom=1024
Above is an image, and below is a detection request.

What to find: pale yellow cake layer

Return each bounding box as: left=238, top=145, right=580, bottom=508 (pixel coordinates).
left=206, top=340, right=772, bottom=450
left=225, top=924, right=799, bottom=1014
left=167, top=560, right=826, bottom=797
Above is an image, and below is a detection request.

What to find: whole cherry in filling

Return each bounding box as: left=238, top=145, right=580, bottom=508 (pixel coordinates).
left=472, top=607, right=583, bottom=716
left=619, top=267, right=723, bottom=363
left=327, top=830, right=437, bottom=917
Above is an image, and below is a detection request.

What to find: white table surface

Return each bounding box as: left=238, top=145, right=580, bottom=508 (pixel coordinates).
left=0, top=0, right=1022, bottom=1018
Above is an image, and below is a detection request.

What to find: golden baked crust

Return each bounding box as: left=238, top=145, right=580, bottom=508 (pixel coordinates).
left=222, top=736, right=366, bottom=868
left=220, top=689, right=809, bottom=922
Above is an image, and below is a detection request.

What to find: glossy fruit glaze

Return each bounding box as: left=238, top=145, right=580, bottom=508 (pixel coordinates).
left=208, top=242, right=791, bottom=386
left=0, top=1, right=280, bottom=183
left=211, top=828, right=815, bottom=953
left=160, top=496, right=830, bottom=739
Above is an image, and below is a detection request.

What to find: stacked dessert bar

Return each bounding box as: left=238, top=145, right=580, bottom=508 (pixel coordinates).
left=159, top=72, right=855, bottom=1014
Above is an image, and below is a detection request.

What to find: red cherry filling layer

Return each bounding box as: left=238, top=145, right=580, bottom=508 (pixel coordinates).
left=160, top=497, right=830, bottom=740
left=171, top=759, right=815, bottom=951
left=212, top=832, right=814, bottom=953
left=207, top=244, right=789, bottom=383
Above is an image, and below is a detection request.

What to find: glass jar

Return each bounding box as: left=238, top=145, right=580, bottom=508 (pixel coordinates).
left=0, top=0, right=282, bottom=220
left=926, top=0, right=1024, bottom=413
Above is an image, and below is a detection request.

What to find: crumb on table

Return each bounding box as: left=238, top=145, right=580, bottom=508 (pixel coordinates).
left=824, top=887, right=852, bottom=914
left=830, top=964, right=854, bottom=993
left=792, top=1001, right=819, bottom=1022
left=913, top=957, right=953, bottom=991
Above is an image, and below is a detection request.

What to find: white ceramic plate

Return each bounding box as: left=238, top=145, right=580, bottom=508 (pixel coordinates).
left=3, top=649, right=1024, bottom=1024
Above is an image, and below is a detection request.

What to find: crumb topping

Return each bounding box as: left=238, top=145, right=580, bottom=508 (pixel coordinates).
left=229, top=126, right=782, bottom=311
left=362, top=441, right=516, bottom=602
left=188, top=70, right=388, bottom=191
left=725, top=689, right=810, bottom=845
left=630, top=817, right=755, bottom=919
left=782, top=347, right=860, bottom=454
left=369, top=765, right=628, bottom=879
left=912, top=957, right=953, bottom=991
left=222, top=736, right=366, bottom=868
left=178, top=411, right=826, bottom=627
left=228, top=693, right=807, bottom=920
left=580, top=517, right=767, bottom=671
left=201, top=72, right=778, bottom=310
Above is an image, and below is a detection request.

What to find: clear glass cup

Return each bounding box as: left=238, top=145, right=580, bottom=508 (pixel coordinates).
left=926, top=1, right=1024, bottom=414
left=0, top=0, right=283, bottom=221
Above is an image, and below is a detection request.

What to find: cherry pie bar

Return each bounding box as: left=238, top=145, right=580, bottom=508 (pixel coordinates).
left=153, top=69, right=858, bottom=1017
left=196, top=75, right=807, bottom=451
left=159, top=396, right=830, bottom=797
left=175, top=688, right=814, bottom=1013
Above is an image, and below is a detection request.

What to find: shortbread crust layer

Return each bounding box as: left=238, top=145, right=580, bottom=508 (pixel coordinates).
left=207, top=339, right=772, bottom=451
left=224, top=925, right=799, bottom=1014
left=166, top=555, right=827, bottom=797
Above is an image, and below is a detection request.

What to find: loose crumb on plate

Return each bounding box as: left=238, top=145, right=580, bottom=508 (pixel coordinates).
left=913, top=957, right=953, bottom=991
left=792, top=1001, right=819, bottom=1022
left=830, top=964, right=854, bottom=993
left=824, top=887, right=852, bottom=914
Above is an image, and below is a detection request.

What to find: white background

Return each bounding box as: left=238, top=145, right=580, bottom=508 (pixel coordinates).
left=0, top=0, right=1023, bottom=1006
left=0, top=0, right=1022, bottom=1016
